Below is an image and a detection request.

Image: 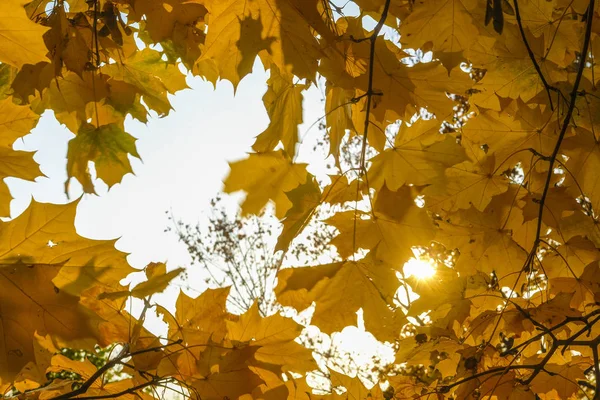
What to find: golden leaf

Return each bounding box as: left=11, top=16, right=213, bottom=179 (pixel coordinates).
left=66, top=122, right=140, bottom=193
left=224, top=151, right=308, bottom=218
left=253, top=65, right=307, bottom=156
left=0, top=262, right=97, bottom=383
left=0, top=0, right=50, bottom=68
left=227, top=303, right=316, bottom=372
left=368, top=119, right=466, bottom=190
left=276, top=255, right=407, bottom=341
left=276, top=178, right=321, bottom=252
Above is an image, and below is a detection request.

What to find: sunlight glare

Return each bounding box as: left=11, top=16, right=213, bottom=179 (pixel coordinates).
left=403, top=257, right=436, bottom=280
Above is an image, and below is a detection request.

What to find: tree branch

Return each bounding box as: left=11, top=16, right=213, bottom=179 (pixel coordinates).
left=513, top=0, right=557, bottom=110
left=532, top=0, right=595, bottom=250
left=48, top=340, right=183, bottom=400
left=358, top=0, right=391, bottom=170
left=351, top=0, right=391, bottom=256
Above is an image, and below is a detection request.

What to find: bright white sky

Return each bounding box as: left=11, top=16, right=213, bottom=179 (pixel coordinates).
left=8, top=60, right=330, bottom=321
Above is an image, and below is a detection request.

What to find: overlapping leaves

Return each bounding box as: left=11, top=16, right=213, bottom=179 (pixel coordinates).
left=2, top=0, right=600, bottom=399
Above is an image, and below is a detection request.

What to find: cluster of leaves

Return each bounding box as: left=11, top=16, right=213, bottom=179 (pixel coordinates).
left=2, top=0, right=600, bottom=399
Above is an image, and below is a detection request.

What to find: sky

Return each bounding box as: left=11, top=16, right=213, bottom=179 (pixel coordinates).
left=7, top=62, right=399, bottom=388
left=6, top=3, right=402, bottom=387
left=6, top=0, right=362, bottom=292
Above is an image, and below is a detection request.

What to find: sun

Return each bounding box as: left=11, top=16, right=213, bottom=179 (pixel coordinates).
left=403, top=257, right=437, bottom=280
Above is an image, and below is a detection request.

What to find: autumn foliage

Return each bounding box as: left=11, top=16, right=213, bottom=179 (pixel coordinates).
left=1, top=0, right=600, bottom=398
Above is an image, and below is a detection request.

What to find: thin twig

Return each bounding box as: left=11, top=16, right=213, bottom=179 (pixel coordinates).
left=513, top=0, right=556, bottom=110
left=532, top=0, right=595, bottom=251
left=48, top=340, right=183, bottom=400
left=351, top=0, right=391, bottom=256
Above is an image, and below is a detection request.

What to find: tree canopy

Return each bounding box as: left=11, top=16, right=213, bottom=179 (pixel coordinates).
left=1, top=0, right=600, bottom=399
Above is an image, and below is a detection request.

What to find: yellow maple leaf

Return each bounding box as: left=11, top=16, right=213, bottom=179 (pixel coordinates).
left=276, top=178, right=321, bottom=253
left=424, top=155, right=510, bottom=212
left=46, top=355, right=142, bottom=400
left=276, top=254, right=407, bottom=341
left=160, top=287, right=231, bottom=347
left=253, top=65, right=307, bottom=156
left=0, top=0, right=50, bottom=68
left=469, top=24, right=567, bottom=110
left=185, top=346, right=264, bottom=400
left=435, top=204, right=528, bottom=290
left=224, top=151, right=308, bottom=218
left=98, top=262, right=184, bottom=300
left=328, top=184, right=435, bottom=264
left=102, top=48, right=188, bottom=116
left=0, top=263, right=97, bottom=384
left=562, top=127, right=600, bottom=215
left=0, top=200, right=134, bottom=294
left=400, top=0, right=480, bottom=59
left=66, top=122, right=140, bottom=193
left=129, top=0, right=207, bottom=43
left=0, top=147, right=42, bottom=217
left=368, top=119, right=466, bottom=190
left=199, top=0, right=326, bottom=86
left=0, top=97, right=40, bottom=146
left=325, top=85, right=356, bottom=166
left=227, top=303, right=316, bottom=372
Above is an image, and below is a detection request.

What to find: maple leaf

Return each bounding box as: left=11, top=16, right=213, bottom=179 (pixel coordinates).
left=368, top=119, right=466, bottom=190
left=407, top=266, right=490, bottom=333
left=129, top=0, right=208, bottom=70
left=276, top=177, right=321, bottom=252
left=160, top=294, right=314, bottom=399
left=79, top=285, right=164, bottom=373
left=400, top=0, right=481, bottom=60
left=0, top=262, right=98, bottom=383
left=10, top=332, right=62, bottom=393
left=529, top=356, right=591, bottom=399
left=0, top=200, right=134, bottom=294
left=180, top=345, right=265, bottom=400
left=197, top=2, right=275, bottom=87
left=129, top=0, right=207, bottom=44
left=328, top=369, right=383, bottom=400
left=321, top=174, right=367, bottom=206
left=327, top=184, right=435, bottom=264
left=46, top=354, right=142, bottom=400
left=226, top=303, right=316, bottom=373
left=460, top=100, right=559, bottom=171
left=0, top=0, right=50, bottom=68
left=253, top=65, right=307, bottom=156
left=0, top=147, right=42, bottom=217
left=542, top=236, right=600, bottom=279
left=67, top=122, right=140, bottom=193
left=469, top=24, right=567, bottom=110
left=327, top=19, right=472, bottom=127
left=0, top=97, right=40, bottom=146
left=160, top=287, right=231, bottom=347
left=199, top=0, right=328, bottom=86
left=37, top=71, right=110, bottom=132
left=224, top=151, right=308, bottom=218
left=276, top=254, right=407, bottom=341
left=102, top=48, right=188, bottom=116
left=562, top=127, right=600, bottom=214
left=98, top=262, right=184, bottom=300
left=435, top=201, right=529, bottom=289
left=325, top=85, right=356, bottom=166
left=423, top=155, right=510, bottom=212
